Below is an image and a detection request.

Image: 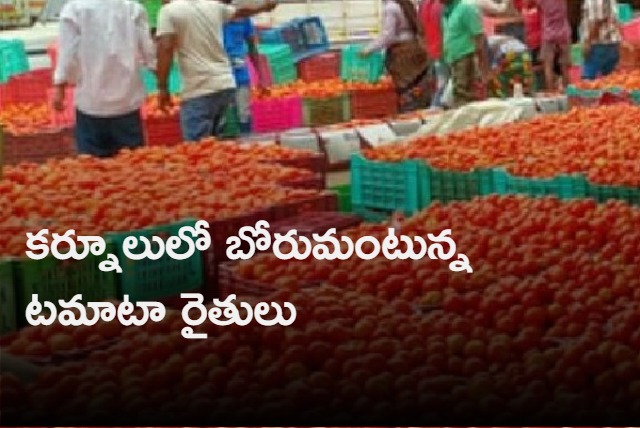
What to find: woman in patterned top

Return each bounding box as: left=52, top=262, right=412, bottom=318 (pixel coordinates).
left=361, top=0, right=431, bottom=113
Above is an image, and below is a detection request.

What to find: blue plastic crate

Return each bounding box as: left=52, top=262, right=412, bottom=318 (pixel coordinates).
left=351, top=154, right=421, bottom=216
left=259, top=23, right=307, bottom=54
left=294, top=17, right=330, bottom=51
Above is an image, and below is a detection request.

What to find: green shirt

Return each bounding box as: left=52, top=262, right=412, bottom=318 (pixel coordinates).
left=442, top=0, right=484, bottom=65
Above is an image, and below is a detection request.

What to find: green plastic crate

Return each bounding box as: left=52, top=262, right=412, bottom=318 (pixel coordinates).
left=0, top=40, right=30, bottom=83
left=303, top=94, right=350, bottom=127
left=13, top=250, right=118, bottom=325
left=340, top=44, right=384, bottom=83
left=493, top=169, right=588, bottom=199
left=420, top=164, right=495, bottom=206
left=221, top=105, right=241, bottom=139
left=270, top=63, right=298, bottom=85
left=351, top=154, right=421, bottom=217
left=587, top=182, right=640, bottom=206
left=106, top=220, right=203, bottom=302
left=141, top=62, right=182, bottom=94
left=331, top=184, right=352, bottom=212
left=571, top=44, right=583, bottom=66
left=630, top=90, right=640, bottom=105
left=140, top=0, right=163, bottom=28
left=0, top=259, right=17, bottom=334
left=259, top=44, right=298, bottom=85
left=618, top=3, right=634, bottom=23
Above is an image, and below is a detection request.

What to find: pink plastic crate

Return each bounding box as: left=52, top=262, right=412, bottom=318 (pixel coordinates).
left=250, top=96, right=303, bottom=133
left=569, top=65, right=581, bottom=84
left=248, top=54, right=273, bottom=88
left=47, top=87, right=75, bottom=127
left=0, top=69, right=52, bottom=107
left=622, top=18, right=640, bottom=43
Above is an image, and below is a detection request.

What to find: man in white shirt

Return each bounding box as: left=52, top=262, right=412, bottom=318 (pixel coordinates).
left=53, top=0, right=156, bottom=158
left=155, top=0, right=276, bottom=142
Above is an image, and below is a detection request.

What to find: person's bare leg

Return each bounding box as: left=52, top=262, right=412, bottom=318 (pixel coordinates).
left=542, top=43, right=555, bottom=92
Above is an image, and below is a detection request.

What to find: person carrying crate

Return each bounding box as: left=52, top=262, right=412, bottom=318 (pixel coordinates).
left=221, top=0, right=268, bottom=135
left=155, top=0, right=276, bottom=141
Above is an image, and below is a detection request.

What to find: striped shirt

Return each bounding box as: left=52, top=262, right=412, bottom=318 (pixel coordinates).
left=366, top=0, right=415, bottom=52
left=580, top=0, right=621, bottom=44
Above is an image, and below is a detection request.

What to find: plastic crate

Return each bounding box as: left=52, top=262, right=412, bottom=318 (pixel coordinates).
left=12, top=250, right=119, bottom=326
left=303, top=94, right=350, bottom=127
left=201, top=209, right=273, bottom=296
left=351, top=154, right=421, bottom=216
left=493, top=169, right=588, bottom=199
left=297, top=51, right=340, bottom=82
left=0, top=259, right=17, bottom=334
left=270, top=62, right=298, bottom=85
left=221, top=104, right=241, bottom=139
left=331, top=184, right=352, bottom=212
left=269, top=211, right=362, bottom=237
left=340, top=44, right=385, bottom=83
left=622, top=18, right=640, bottom=42
left=140, top=0, right=162, bottom=28
left=350, top=87, right=398, bottom=120
left=270, top=192, right=338, bottom=221
left=570, top=44, right=583, bottom=66
left=143, top=113, right=183, bottom=145
left=295, top=17, right=330, bottom=51
left=630, top=90, right=640, bottom=105
left=259, top=24, right=307, bottom=55
left=278, top=173, right=325, bottom=191
left=3, top=128, right=74, bottom=165
left=618, top=3, right=634, bottom=23
left=420, top=164, right=495, bottom=205
left=251, top=96, right=303, bottom=133
left=106, top=220, right=204, bottom=302
left=0, top=40, right=29, bottom=83
left=0, top=68, right=52, bottom=107
left=586, top=182, right=640, bottom=206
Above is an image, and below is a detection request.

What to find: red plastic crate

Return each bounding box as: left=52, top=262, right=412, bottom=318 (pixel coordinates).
left=297, top=51, right=340, bottom=82
left=349, top=87, right=398, bottom=119
left=3, top=128, right=74, bottom=165
left=143, top=114, right=183, bottom=146
left=269, top=211, right=362, bottom=237
left=0, top=69, right=53, bottom=107
left=201, top=209, right=274, bottom=294
left=622, top=18, right=640, bottom=43
left=278, top=173, right=325, bottom=191
left=270, top=191, right=338, bottom=221
left=250, top=96, right=303, bottom=133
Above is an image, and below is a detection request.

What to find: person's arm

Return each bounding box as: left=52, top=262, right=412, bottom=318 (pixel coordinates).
left=231, top=1, right=277, bottom=20
left=478, top=0, right=511, bottom=15
left=363, top=3, right=398, bottom=55
left=155, top=6, right=177, bottom=110
left=52, top=5, right=79, bottom=111
left=245, top=20, right=265, bottom=88
left=0, top=351, right=42, bottom=383
left=135, top=5, right=157, bottom=71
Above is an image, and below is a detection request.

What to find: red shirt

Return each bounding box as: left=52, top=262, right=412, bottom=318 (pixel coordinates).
left=419, top=0, right=443, bottom=60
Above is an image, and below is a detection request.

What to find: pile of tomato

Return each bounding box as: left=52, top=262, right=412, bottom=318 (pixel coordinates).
left=365, top=105, right=640, bottom=187
left=3, top=195, right=640, bottom=423
left=573, top=69, right=640, bottom=91
left=251, top=78, right=395, bottom=101
left=0, top=141, right=322, bottom=256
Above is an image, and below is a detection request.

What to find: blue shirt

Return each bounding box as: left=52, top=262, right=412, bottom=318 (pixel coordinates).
left=223, top=18, right=255, bottom=86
